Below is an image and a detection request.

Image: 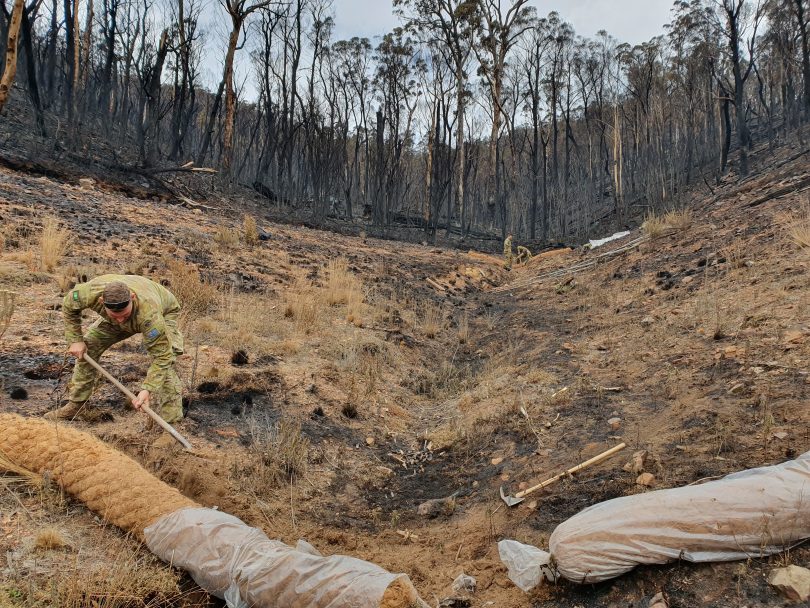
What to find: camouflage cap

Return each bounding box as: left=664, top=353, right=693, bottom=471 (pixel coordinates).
left=102, top=281, right=131, bottom=310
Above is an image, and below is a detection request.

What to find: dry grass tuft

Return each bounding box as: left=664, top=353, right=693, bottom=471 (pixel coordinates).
left=787, top=208, right=810, bottom=249
left=34, top=527, right=69, bottom=551
left=165, top=259, right=219, bottom=316
left=54, top=547, right=181, bottom=607
left=246, top=416, right=310, bottom=489
left=664, top=207, right=693, bottom=231
left=214, top=226, right=241, bottom=250
left=420, top=302, right=444, bottom=338
left=641, top=211, right=668, bottom=239
left=323, top=257, right=363, bottom=307
left=243, top=215, right=259, bottom=246
left=457, top=311, right=470, bottom=344
left=284, top=272, right=321, bottom=333
left=40, top=217, right=71, bottom=272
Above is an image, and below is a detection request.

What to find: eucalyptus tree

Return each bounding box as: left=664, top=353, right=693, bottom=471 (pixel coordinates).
left=394, top=0, right=477, bottom=234
left=471, top=0, right=534, bottom=236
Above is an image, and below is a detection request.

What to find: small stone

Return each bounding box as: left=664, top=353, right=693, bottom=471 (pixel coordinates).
left=607, top=417, right=621, bottom=430
left=728, top=383, right=746, bottom=395
left=471, top=480, right=479, bottom=488
left=491, top=457, right=503, bottom=466
left=636, top=472, right=656, bottom=487
left=79, top=177, right=95, bottom=189
left=376, top=466, right=395, bottom=478
left=681, top=276, right=693, bottom=285
left=518, top=481, right=528, bottom=490
left=768, top=565, right=810, bottom=601
left=365, top=437, right=375, bottom=446
left=544, top=421, right=552, bottom=428
left=773, top=431, right=788, bottom=440
left=526, top=500, right=538, bottom=510
left=641, top=316, right=655, bottom=327
left=500, top=473, right=510, bottom=481
left=623, top=450, right=649, bottom=474
left=451, top=573, right=476, bottom=593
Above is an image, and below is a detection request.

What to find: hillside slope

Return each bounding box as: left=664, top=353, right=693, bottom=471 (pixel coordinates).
left=0, top=132, right=809, bottom=607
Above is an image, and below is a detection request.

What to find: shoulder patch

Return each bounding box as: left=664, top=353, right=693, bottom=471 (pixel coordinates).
left=72, top=291, right=79, bottom=301
left=146, top=328, right=160, bottom=341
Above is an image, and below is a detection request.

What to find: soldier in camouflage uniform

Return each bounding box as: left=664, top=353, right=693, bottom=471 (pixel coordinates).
left=46, top=275, right=184, bottom=423
left=503, top=233, right=513, bottom=269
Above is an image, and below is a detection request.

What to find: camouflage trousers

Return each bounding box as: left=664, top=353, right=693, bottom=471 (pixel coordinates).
left=68, top=316, right=184, bottom=423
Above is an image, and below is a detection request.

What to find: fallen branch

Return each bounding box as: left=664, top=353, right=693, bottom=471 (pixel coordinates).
left=746, top=174, right=810, bottom=208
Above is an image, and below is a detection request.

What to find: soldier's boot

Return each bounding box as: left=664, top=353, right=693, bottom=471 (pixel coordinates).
left=43, top=401, right=87, bottom=421
left=43, top=401, right=113, bottom=422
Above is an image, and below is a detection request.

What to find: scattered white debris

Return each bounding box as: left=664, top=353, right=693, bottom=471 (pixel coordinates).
left=588, top=230, right=631, bottom=249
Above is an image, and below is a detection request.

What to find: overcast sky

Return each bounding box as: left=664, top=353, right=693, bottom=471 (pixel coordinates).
left=332, top=0, right=675, bottom=47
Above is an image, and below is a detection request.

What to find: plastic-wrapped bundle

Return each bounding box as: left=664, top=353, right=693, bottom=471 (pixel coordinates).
left=0, top=415, right=424, bottom=608
left=500, top=450, right=810, bottom=587
left=145, top=507, right=425, bottom=608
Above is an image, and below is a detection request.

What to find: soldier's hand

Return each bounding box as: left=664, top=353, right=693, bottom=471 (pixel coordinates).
left=68, top=341, right=87, bottom=359
left=132, top=390, right=151, bottom=411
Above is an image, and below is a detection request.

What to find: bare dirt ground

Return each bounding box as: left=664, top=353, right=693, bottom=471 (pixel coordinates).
left=1, top=132, right=809, bottom=608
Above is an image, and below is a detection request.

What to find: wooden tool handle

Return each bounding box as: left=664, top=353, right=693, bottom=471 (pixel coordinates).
left=515, top=442, right=626, bottom=499
left=82, top=353, right=193, bottom=450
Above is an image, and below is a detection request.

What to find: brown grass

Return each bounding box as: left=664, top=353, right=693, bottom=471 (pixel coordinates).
left=40, top=217, right=71, bottom=272
left=214, top=226, right=241, bottom=250
left=34, top=527, right=69, bottom=550
left=53, top=547, right=181, bottom=607
left=164, top=258, right=219, bottom=316
left=246, top=416, right=310, bottom=489
left=324, top=257, right=363, bottom=306
left=243, top=215, right=259, bottom=246
left=641, top=211, right=668, bottom=239
left=787, top=209, right=810, bottom=249
left=420, top=302, right=444, bottom=338
left=664, top=207, right=693, bottom=231
left=457, top=311, right=470, bottom=344
left=284, top=272, right=321, bottom=333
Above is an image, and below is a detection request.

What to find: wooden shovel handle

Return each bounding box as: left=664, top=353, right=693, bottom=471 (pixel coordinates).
left=82, top=353, right=193, bottom=450
left=514, top=442, right=626, bottom=499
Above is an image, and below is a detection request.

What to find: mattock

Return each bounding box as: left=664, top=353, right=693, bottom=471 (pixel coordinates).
left=500, top=442, right=626, bottom=507
left=82, top=353, right=193, bottom=451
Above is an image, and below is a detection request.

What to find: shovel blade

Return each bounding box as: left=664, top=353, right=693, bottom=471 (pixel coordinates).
left=499, top=485, right=524, bottom=507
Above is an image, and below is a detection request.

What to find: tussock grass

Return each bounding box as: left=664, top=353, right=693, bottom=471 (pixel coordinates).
left=787, top=208, right=810, bottom=249
left=40, top=217, right=71, bottom=272
left=284, top=272, right=321, bottom=333
left=420, top=302, right=444, bottom=338
left=53, top=547, right=181, bottom=607
left=663, top=208, right=693, bottom=231
left=34, top=527, right=69, bottom=551
left=641, top=211, right=668, bottom=239
left=243, top=215, right=259, bottom=246
left=457, top=311, right=470, bottom=344
left=246, top=416, right=309, bottom=489
left=165, top=259, right=219, bottom=316
left=324, top=258, right=362, bottom=306
left=214, top=226, right=241, bottom=250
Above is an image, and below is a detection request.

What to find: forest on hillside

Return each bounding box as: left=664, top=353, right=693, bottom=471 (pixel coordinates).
left=0, top=0, right=808, bottom=244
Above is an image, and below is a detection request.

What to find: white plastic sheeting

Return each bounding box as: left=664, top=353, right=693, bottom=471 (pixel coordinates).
left=500, top=450, right=810, bottom=588
left=144, top=507, right=423, bottom=608
left=587, top=230, right=630, bottom=249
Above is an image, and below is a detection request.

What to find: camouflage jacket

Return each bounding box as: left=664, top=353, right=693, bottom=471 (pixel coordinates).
left=63, top=274, right=181, bottom=393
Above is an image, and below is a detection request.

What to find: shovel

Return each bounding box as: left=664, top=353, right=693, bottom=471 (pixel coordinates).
left=82, top=353, right=193, bottom=451
left=500, top=442, right=626, bottom=507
